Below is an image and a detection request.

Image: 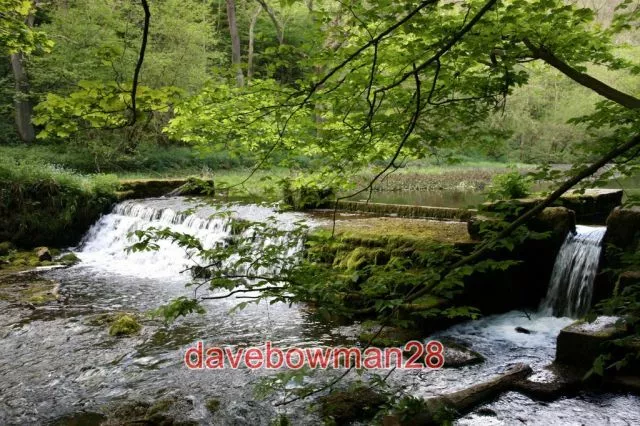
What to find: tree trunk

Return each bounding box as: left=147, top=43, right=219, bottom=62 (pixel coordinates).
left=255, top=0, right=284, bottom=45
left=225, top=0, right=245, bottom=87
left=247, top=5, right=262, bottom=83
left=10, top=53, right=35, bottom=143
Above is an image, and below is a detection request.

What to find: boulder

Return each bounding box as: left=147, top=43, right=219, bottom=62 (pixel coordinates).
left=467, top=207, right=575, bottom=244
left=617, top=270, right=640, bottom=294
left=34, top=247, right=52, bottom=262
left=440, top=339, right=485, bottom=368
left=555, top=316, right=626, bottom=368
left=605, top=207, right=640, bottom=250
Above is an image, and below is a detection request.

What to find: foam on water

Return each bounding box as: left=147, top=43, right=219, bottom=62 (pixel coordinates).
left=75, top=198, right=311, bottom=281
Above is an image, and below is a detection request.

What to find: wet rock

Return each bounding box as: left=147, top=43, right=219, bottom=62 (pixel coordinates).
left=467, top=207, right=575, bottom=244
left=223, top=400, right=274, bottom=426
left=57, top=252, right=80, bottom=266
left=617, top=270, right=640, bottom=294
left=476, top=408, right=497, bottom=417
left=319, top=385, right=387, bottom=425
left=605, top=207, right=640, bottom=250
left=482, top=189, right=622, bottom=224
left=34, top=247, right=52, bottom=262
left=515, top=327, right=532, bottom=334
left=555, top=316, right=626, bottom=368
left=51, top=411, right=107, bottom=425
left=103, top=396, right=199, bottom=425
left=440, top=339, right=484, bottom=368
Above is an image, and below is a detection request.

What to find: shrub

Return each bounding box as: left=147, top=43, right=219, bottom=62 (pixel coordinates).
left=485, top=168, right=532, bottom=201
left=0, top=158, right=118, bottom=247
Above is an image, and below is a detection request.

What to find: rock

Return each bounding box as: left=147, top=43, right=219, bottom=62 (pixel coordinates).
left=57, top=252, right=80, bottom=266
left=482, top=189, right=622, bottom=224
left=467, top=207, right=575, bottom=244
left=530, top=207, right=576, bottom=245
left=555, top=316, right=626, bottom=368
left=617, top=270, right=640, bottom=294
left=560, top=189, right=623, bottom=223
left=515, top=327, right=532, bottom=334
left=605, top=207, right=640, bottom=250
left=34, top=247, right=52, bottom=262
left=440, top=339, right=485, bottom=368
left=319, top=385, right=386, bottom=425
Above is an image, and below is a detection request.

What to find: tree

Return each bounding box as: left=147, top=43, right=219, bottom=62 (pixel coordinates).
left=1, top=0, right=51, bottom=142
left=226, top=0, right=245, bottom=87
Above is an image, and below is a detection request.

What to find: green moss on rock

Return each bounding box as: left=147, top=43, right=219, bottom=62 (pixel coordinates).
left=205, top=398, right=221, bottom=413
left=109, top=314, right=142, bottom=336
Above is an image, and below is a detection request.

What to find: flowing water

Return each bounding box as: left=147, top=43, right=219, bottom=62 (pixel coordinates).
left=0, top=198, right=638, bottom=425
left=541, top=225, right=607, bottom=318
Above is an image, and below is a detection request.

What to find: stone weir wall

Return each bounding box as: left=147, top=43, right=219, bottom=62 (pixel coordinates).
left=117, top=178, right=215, bottom=200
left=329, top=189, right=622, bottom=224
left=310, top=207, right=576, bottom=334
left=331, top=200, right=477, bottom=221
left=482, top=189, right=623, bottom=225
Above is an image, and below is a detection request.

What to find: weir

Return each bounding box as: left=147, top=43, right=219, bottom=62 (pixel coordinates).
left=541, top=225, right=607, bottom=318
left=76, top=198, right=307, bottom=281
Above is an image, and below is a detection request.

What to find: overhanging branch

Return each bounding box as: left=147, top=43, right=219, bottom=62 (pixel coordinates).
left=523, top=38, right=640, bottom=109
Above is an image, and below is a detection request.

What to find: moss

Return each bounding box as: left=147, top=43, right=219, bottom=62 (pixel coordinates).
left=336, top=247, right=388, bottom=270
left=58, top=252, right=81, bottom=266
left=109, top=314, right=142, bottom=336
left=0, top=272, right=59, bottom=304
left=0, top=241, right=14, bottom=256
left=147, top=397, right=176, bottom=416
left=205, top=398, right=221, bottom=413
left=323, top=217, right=472, bottom=245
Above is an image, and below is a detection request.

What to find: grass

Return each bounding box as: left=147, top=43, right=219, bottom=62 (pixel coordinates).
left=0, top=157, right=119, bottom=247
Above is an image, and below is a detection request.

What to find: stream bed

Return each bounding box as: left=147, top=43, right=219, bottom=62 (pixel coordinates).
left=1, top=197, right=639, bottom=425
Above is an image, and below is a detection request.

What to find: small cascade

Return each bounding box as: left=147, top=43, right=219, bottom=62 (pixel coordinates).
left=541, top=225, right=607, bottom=318
left=75, top=198, right=309, bottom=281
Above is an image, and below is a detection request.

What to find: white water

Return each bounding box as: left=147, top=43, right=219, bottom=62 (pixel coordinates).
left=76, top=198, right=312, bottom=282
left=540, top=225, right=607, bottom=318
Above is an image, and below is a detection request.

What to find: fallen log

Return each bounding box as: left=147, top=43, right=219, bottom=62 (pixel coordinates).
left=383, top=363, right=533, bottom=426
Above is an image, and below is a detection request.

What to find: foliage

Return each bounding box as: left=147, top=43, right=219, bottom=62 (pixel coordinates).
left=486, top=168, right=533, bottom=201
left=0, top=0, right=52, bottom=55
left=587, top=245, right=640, bottom=378
left=0, top=157, right=118, bottom=247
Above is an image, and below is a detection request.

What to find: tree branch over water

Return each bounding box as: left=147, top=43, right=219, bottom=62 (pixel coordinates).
left=523, top=38, right=640, bottom=109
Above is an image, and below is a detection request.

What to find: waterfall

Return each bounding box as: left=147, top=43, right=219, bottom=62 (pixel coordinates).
left=75, top=198, right=309, bottom=282
left=540, top=225, right=607, bottom=318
